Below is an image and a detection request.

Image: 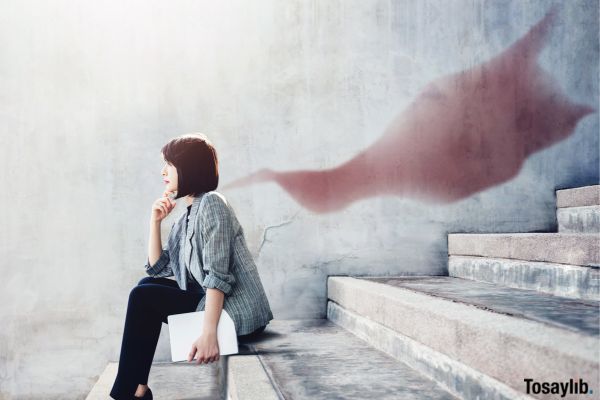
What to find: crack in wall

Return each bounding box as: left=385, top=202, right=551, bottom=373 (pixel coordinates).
left=257, top=210, right=302, bottom=255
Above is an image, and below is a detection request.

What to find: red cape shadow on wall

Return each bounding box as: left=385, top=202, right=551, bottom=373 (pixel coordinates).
left=222, top=5, right=595, bottom=213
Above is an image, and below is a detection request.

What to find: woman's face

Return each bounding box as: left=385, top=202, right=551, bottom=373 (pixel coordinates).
left=161, top=155, right=178, bottom=194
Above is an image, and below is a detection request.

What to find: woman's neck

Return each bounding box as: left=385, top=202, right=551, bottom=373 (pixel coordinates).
left=185, top=195, right=195, bottom=206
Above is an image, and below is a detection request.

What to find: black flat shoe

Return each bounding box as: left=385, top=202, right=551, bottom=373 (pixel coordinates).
left=133, top=387, right=152, bottom=400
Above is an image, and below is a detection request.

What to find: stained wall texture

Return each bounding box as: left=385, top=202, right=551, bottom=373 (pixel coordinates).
left=0, top=0, right=597, bottom=398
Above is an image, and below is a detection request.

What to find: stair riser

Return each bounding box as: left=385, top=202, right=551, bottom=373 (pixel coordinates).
left=327, top=301, right=530, bottom=400
left=557, top=206, right=600, bottom=234
left=85, top=363, right=119, bottom=400
left=328, top=278, right=599, bottom=399
left=223, top=355, right=280, bottom=400
left=448, top=256, right=600, bottom=301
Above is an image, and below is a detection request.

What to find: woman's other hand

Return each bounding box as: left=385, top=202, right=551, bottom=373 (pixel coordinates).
left=187, top=331, right=220, bottom=364
left=150, top=191, right=176, bottom=223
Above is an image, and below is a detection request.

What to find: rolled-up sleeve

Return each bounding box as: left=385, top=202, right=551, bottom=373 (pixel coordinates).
left=200, top=194, right=236, bottom=296
left=144, top=248, right=173, bottom=277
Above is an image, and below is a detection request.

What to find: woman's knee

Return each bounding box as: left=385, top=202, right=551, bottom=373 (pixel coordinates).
left=137, top=276, right=156, bottom=286
left=129, top=283, right=154, bottom=303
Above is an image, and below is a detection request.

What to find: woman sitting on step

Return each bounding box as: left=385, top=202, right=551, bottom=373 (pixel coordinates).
left=110, top=133, right=274, bottom=400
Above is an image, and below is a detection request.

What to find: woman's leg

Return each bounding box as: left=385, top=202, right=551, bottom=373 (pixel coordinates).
left=109, top=278, right=203, bottom=400
left=132, top=277, right=183, bottom=397
left=136, top=277, right=184, bottom=325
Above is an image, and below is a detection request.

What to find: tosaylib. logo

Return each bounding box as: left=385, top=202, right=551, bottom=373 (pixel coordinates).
left=524, top=378, right=593, bottom=397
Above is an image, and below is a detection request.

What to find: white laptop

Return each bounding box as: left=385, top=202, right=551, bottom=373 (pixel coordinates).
left=167, top=309, right=239, bottom=362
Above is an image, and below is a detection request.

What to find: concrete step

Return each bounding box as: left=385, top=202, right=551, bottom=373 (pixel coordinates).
left=448, top=233, right=599, bottom=267
left=448, top=255, right=599, bottom=300
left=327, top=276, right=599, bottom=400
left=556, top=185, right=600, bottom=208
left=556, top=184, right=600, bottom=234
left=226, top=319, right=458, bottom=400
left=86, top=361, right=221, bottom=400
left=89, top=320, right=457, bottom=400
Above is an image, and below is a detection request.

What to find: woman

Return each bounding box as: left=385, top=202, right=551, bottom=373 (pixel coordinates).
left=110, top=133, right=274, bottom=400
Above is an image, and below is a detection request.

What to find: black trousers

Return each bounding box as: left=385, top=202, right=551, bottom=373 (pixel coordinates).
left=109, top=276, right=265, bottom=400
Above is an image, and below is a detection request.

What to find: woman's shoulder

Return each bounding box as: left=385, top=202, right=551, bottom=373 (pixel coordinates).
left=203, top=190, right=228, bottom=203
left=201, top=191, right=232, bottom=212
left=199, top=191, right=242, bottom=231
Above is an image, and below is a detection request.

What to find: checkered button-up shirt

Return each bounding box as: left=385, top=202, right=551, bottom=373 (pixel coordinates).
left=144, top=191, right=274, bottom=336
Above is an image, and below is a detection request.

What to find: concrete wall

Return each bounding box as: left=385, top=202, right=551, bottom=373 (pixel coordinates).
left=0, top=0, right=597, bottom=398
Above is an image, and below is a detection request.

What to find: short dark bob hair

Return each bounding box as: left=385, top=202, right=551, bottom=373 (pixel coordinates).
left=161, top=133, right=219, bottom=200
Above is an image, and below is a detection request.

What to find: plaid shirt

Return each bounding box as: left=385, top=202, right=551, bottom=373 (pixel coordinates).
left=144, top=191, right=274, bottom=335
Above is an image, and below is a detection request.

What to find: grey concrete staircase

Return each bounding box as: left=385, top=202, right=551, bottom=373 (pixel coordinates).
left=87, top=320, right=459, bottom=399
left=327, top=276, right=598, bottom=400
left=449, top=185, right=600, bottom=300
left=87, top=185, right=599, bottom=399
left=448, top=232, right=599, bottom=300
left=327, top=185, right=600, bottom=399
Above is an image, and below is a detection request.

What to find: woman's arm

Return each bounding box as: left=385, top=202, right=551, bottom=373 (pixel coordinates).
left=188, top=194, right=236, bottom=363
left=144, top=220, right=174, bottom=277
left=202, top=288, right=225, bottom=333
left=146, top=193, right=176, bottom=277
left=189, top=287, right=223, bottom=364
left=199, top=194, right=236, bottom=328
left=148, top=220, right=163, bottom=267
